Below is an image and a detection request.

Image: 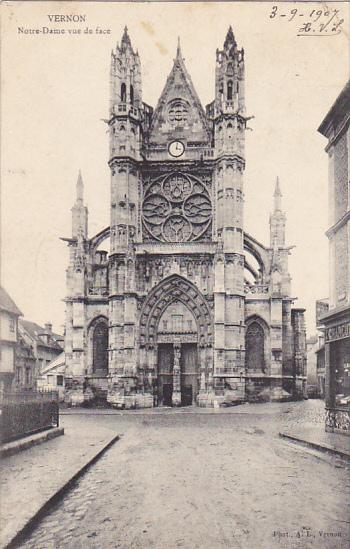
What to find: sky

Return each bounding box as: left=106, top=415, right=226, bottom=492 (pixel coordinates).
left=2, top=1, right=350, bottom=335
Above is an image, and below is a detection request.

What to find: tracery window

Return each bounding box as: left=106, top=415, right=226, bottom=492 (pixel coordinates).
left=245, top=321, right=265, bottom=371
left=167, top=99, right=189, bottom=127
left=142, top=172, right=212, bottom=243
left=93, top=321, right=108, bottom=372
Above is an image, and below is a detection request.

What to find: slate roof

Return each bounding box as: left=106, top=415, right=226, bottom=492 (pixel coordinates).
left=318, top=79, right=350, bottom=137
left=40, top=352, right=65, bottom=375
left=19, top=319, right=64, bottom=351
left=0, top=286, right=22, bottom=316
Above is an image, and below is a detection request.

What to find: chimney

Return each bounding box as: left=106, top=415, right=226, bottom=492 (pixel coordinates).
left=45, top=322, right=52, bottom=335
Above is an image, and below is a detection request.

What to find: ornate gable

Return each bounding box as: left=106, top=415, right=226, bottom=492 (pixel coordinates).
left=148, top=41, right=211, bottom=146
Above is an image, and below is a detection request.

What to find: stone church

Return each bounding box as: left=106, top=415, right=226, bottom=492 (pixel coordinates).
left=63, top=27, right=307, bottom=407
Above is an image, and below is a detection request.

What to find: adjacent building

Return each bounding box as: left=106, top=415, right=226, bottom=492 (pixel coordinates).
left=316, top=338, right=326, bottom=398
left=62, top=27, right=307, bottom=408
left=37, top=352, right=66, bottom=400
left=14, top=334, right=36, bottom=390
left=14, top=320, right=64, bottom=390
left=318, top=80, right=350, bottom=434
left=0, top=286, right=22, bottom=393
left=306, top=335, right=318, bottom=395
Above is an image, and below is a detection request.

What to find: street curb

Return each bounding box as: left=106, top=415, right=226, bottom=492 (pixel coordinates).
left=279, top=432, right=350, bottom=461
left=4, top=433, right=121, bottom=549
left=0, top=427, right=64, bottom=458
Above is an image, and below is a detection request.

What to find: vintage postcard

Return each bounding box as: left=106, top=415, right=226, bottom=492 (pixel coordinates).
left=1, top=1, right=349, bottom=548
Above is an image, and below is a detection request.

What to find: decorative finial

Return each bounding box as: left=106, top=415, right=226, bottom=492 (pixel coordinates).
left=76, top=170, right=84, bottom=204
left=274, top=176, right=282, bottom=197
left=121, top=25, right=131, bottom=48
left=224, top=25, right=236, bottom=49
left=176, top=36, right=183, bottom=61
left=273, top=176, right=282, bottom=211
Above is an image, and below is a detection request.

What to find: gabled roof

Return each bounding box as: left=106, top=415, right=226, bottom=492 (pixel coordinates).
left=0, top=286, right=22, bottom=316
left=149, top=40, right=210, bottom=142
left=41, top=352, right=65, bottom=375
left=318, top=79, right=350, bottom=138
left=19, top=319, right=63, bottom=351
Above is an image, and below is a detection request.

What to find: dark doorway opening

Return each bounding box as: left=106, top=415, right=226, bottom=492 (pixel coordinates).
left=180, top=343, right=198, bottom=406
left=157, top=344, right=174, bottom=406
left=157, top=342, right=198, bottom=406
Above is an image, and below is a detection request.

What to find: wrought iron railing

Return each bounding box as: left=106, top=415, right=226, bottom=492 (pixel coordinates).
left=0, top=390, right=59, bottom=444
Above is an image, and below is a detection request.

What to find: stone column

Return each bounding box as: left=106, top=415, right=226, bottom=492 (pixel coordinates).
left=172, top=342, right=182, bottom=406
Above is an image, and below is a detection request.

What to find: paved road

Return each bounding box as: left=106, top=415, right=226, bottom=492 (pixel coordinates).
left=20, top=401, right=349, bottom=549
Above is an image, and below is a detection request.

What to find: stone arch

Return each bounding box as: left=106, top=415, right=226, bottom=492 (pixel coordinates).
left=245, top=315, right=270, bottom=373
left=139, top=275, right=213, bottom=348
left=88, top=315, right=109, bottom=374
left=244, top=233, right=269, bottom=281
left=89, top=226, right=110, bottom=255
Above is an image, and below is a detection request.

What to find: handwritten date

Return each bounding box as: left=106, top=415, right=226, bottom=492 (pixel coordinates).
left=269, top=5, right=344, bottom=36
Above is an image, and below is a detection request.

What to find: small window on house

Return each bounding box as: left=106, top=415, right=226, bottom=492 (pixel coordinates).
left=57, top=375, right=64, bottom=386
left=162, top=320, right=168, bottom=331
left=130, top=85, right=134, bottom=104
left=9, top=318, right=15, bottom=332
left=187, top=320, right=193, bottom=331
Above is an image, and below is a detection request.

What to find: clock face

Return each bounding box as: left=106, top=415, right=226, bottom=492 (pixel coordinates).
left=168, top=141, right=185, bottom=158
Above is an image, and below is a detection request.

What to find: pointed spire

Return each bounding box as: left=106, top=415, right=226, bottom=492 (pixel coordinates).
left=273, top=176, right=283, bottom=211
left=72, top=170, right=88, bottom=240
left=224, top=26, right=236, bottom=50
left=120, top=26, right=132, bottom=51
left=176, top=36, right=182, bottom=61
left=76, top=170, right=84, bottom=204
left=274, top=176, right=282, bottom=197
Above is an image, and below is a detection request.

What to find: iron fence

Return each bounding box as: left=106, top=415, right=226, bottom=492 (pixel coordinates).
left=0, top=390, right=59, bottom=444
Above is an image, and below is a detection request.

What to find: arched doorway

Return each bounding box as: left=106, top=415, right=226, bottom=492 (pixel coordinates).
left=245, top=321, right=265, bottom=372
left=157, top=301, right=198, bottom=406
left=91, top=318, right=108, bottom=373
left=139, top=275, right=213, bottom=407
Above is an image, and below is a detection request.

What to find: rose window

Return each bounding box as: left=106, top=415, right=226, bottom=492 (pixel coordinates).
left=142, top=172, right=212, bottom=243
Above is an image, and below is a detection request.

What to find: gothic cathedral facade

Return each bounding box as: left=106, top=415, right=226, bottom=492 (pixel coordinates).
left=63, top=27, right=307, bottom=407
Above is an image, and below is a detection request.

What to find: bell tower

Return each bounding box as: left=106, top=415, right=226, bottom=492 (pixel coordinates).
left=108, top=27, right=142, bottom=387
left=214, top=26, right=245, bottom=117
left=210, top=27, right=247, bottom=396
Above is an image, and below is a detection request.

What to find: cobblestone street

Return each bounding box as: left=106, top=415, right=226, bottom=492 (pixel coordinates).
left=19, top=401, right=350, bottom=549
